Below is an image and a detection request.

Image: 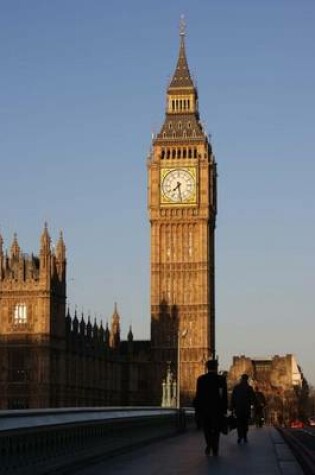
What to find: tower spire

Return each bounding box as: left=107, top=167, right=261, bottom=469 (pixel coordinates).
left=155, top=17, right=203, bottom=140
left=40, top=222, right=51, bottom=252
left=168, top=15, right=194, bottom=90
left=56, top=230, right=66, bottom=261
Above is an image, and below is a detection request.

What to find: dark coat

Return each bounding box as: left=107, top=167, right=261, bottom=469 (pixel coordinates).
left=231, top=381, right=256, bottom=418
left=194, top=372, right=228, bottom=419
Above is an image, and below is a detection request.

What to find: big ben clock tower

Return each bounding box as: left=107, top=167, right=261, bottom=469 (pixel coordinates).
left=148, top=21, right=217, bottom=405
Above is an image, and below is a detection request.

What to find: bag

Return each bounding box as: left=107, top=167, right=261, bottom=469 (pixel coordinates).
left=221, top=414, right=238, bottom=434
left=227, top=413, right=238, bottom=431
left=220, top=415, right=229, bottom=435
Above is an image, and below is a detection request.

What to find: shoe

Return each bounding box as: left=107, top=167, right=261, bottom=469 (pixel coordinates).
left=205, top=446, right=210, bottom=455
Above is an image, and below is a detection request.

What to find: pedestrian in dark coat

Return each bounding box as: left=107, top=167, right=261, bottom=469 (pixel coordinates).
left=231, top=374, right=257, bottom=443
left=194, top=359, right=228, bottom=456
left=254, top=388, right=266, bottom=427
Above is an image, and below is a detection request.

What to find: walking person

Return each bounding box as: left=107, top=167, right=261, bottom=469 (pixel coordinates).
left=231, top=374, right=257, bottom=443
left=254, top=388, right=266, bottom=428
left=194, top=359, right=228, bottom=456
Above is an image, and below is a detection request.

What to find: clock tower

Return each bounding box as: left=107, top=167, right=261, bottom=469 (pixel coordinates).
left=148, top=22, right=217, bottom=405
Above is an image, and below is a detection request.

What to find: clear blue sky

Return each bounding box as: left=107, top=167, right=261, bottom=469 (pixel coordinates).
left=1, top=1, right=314, bottom=385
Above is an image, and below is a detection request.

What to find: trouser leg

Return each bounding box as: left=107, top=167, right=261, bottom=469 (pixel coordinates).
left=243, top=420, right=249, bottom=441
left=203, top=416, right=220, bottom=454
left=202, top=416, right=211, bottom=447
left=237, top=416, right=246, bottom=440
left=210, top=428, right=220, bottom=455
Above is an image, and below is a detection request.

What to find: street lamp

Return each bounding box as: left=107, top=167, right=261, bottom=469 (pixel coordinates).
left=177, top=328, right=188, bottom=409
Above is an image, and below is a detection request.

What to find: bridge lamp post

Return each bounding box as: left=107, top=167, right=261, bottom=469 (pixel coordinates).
left=177, top=328, right=188, bottom=409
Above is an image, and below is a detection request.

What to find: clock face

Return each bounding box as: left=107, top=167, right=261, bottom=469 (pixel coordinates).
left=161, top=168, right=196, bottom=204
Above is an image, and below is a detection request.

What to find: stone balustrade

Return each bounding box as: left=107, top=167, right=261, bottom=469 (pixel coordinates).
left=0, top=407, right=187, bottom=474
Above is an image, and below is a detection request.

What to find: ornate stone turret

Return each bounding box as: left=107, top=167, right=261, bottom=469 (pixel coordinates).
left=73, top=309, right=79, bottom=334
left=93, top=318, right=98, bottom=339
left=65, top=307, right=71, bottom=333
left=40, top=223, right=50, bottom=254
left=10, top=233, right=20, bottom=259
left=127, top=325, right=133, bottom=342
left=104, top=322, right=110, bottom=347
left=99, top=320, right=104, bottom=343
left=39, top=223, right=51, bottom=282
left=110, top=302, right=120, bottom=349
left=55, top=231, right=66, bottom=281
left=8, top=233, right=26, bottom=281
left=127, top=324, right=134, bottom=354
left=80, top=314, right=86, bottom=336
left=86, top=316, right=92, bottom=338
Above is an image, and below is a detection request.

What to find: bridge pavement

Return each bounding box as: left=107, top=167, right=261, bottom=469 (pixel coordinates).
left=75, top=426, right=303, bottom=475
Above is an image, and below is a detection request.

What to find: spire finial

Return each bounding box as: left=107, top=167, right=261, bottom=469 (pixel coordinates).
left=180, top=14, right=186, bottom=37
left=168, top=17, right=193, bottom=90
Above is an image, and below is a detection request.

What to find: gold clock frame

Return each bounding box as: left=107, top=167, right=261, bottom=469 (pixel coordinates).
left=160, top=167, right=197, bottom=205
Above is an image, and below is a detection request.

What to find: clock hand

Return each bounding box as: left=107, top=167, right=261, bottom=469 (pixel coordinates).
left=178, top=187, right=182, bottom=202
left=173, top=181, right=181, bottom=192
left=170, top=181, right=183, bottom=201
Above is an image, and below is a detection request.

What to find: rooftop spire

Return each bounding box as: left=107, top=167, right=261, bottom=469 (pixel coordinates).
left=10, top=233, right=20, bottom=258
left=127, top=325, right=134, bottom=342
left=56, top=230, right=66, bottom=260
left=40, top=222, right=51, bottom=251
left=168, top=15, right=194, bottom=90
left=110, top=302, right=120, bottom=349
left=112, top=302, right=119, bottom=320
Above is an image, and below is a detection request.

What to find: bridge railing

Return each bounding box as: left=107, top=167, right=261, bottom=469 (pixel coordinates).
left=0, top=407, right=188, bottom=474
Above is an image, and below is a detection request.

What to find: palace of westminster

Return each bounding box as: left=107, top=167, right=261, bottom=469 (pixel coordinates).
left=0, top=24, right=307, bottom=423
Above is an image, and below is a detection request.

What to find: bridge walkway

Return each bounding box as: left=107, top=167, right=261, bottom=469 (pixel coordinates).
left=75, top=426, right=303, bottom=475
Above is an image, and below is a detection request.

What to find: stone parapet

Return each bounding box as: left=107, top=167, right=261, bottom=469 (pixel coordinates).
left=0, top=407, right=186, bottom=473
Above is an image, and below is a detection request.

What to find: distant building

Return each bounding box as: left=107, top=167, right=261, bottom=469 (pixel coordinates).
left=227, top=354, right=307, bottom=424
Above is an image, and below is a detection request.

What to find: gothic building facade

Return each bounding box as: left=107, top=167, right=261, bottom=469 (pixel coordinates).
left=0, top=226, right=66, bottom=408
left=0, top=227, right=151, bottom=409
